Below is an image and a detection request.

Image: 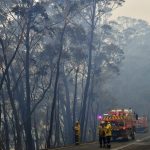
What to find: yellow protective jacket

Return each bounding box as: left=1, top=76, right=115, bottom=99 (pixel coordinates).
left=74, top=124, right=80, bottom=135
left=105, top=123, right=112, bottom=136
left=98, top=125, right=106, bottom=137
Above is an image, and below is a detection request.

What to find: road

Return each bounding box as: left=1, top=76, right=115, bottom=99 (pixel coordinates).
left=49, top=132, right=150, bottom=150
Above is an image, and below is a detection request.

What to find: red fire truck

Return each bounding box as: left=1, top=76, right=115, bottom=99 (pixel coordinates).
left=99, top=108, right=137, bottom=140
left=136, top=116, right=149, bottom=133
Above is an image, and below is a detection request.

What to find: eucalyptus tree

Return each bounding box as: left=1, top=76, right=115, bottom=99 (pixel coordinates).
left=0, top=0, right=127, bottom=149
left=11, top=1, right=53, bottom=149
left=0, top=1, right=26, bottom=149
left=109, top=17, right=150, bottom=115
left=0, top=0, right=51, bottom=149
left=81, top=18, right=125, bottom=141
left=61, top=24, right=87, bottom=144
left=76, top=0, right=125, bottom=141
left=45, top=0, right=83, bottom=148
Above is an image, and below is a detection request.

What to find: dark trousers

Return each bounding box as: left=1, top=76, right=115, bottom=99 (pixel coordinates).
left=106, top=136, right=111, bottom=148
left=99, top=135, right=106, bottom=147
left=75, top=134, right=80, bottom=145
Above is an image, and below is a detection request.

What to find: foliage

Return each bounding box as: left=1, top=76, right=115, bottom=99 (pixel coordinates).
left=0, top=0, right=126, bottom=149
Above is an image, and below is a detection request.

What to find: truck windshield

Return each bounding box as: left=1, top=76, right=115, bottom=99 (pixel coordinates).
left=118, top=122, right=124, bottom=126
left=111, top=122, right=124, bottom=127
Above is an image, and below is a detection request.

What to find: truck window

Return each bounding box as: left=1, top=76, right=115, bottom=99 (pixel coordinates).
left=111, top=122, right=124, bottom=126
left=118, top=122, right=124, bottom=126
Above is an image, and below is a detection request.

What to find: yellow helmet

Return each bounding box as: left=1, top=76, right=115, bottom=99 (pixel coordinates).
left=100, top=121, right=105, bottom=124
left=75, top=121, right=79, bottom=125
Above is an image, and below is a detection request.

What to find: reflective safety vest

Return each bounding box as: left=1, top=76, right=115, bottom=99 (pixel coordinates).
left=74, top=124, right=80, bottom=135
left=98, top=125, right=106, bottom=137
left=105, top=123, right=112, bottom=136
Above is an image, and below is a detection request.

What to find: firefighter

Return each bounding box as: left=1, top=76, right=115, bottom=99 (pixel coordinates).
left=105, top=121, right=112, bottom=148
left=74, top=121, right=80, bottom=145
left=98, top=121, right=106, bottom=148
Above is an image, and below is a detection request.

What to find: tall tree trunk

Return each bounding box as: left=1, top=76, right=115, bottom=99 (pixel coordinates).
left=91, top=103, right=97, bottom=141
left=60, top=123, right=65, bottom=145
left=45, top=106, right=49, bottom=143
left=0, top=101, right=1, bottom=148
left=80, top=0, right=96, bottom=141
left=11, top=116, right=17, bottom=150
left=83, top=74, right=94, bottom=141
left=55, top=87, right=60, bottom=146
left=1, top=37, right=22, bottom=150
left=1, top=91, right=10, bottom=150
left=60, top=96, right=68, bottom=145
left=73, top=67, right=79, bottom=126
left=5, top=74, right=22, bottom=150
left=62, top=71, right=73, bottom=144
left=79, top=66, right=86, bottom=120
left=0, top=102, right=2, bottom=132
left=46, top=23, right=67, bottom=148
left=10, top=65, right=26, bottom=135
left=0, top=30, right=24, bottom=92
left=34, top=113, right=39, bottom=150
left=25, top=16, right=35, bottom=150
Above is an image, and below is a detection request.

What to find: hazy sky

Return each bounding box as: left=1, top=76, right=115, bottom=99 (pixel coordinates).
left=112, top=0, right=150, bottom=24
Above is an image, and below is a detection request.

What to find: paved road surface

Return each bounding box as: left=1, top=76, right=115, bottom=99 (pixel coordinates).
left=116, top=137, right=150, bottom=150
left=48, top=132, right=150, bottom=150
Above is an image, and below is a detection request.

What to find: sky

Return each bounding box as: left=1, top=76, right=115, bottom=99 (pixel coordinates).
left=111, top=0, right=150, bottom=24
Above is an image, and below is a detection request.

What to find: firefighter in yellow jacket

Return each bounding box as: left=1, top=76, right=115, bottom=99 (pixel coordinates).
left=98, top=121, right=106, bottom=148
left=105, top=121, right=112, bottom=148
left=74, top=121, right=80, bottom=145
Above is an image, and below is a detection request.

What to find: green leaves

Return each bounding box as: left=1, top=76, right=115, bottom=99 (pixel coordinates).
left=12, top=2, right=48, bottom=19
left=12, top=5, right=26, bottom=17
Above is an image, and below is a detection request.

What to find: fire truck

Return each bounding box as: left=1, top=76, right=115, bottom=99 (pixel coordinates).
left=135, top=116, right=149, bottom=133
left=99, top=108, right=137, bottom=140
